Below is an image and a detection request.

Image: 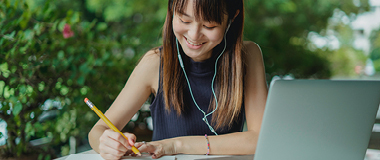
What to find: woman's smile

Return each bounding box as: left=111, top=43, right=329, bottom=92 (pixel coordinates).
left=184, top=36, right=206, bottom=49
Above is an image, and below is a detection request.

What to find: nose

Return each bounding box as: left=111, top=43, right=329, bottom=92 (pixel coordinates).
left=187, top=25, right=202, bottom=41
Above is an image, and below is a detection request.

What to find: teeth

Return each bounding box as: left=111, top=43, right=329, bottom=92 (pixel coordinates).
left=186, top=38, right=204, bottom=46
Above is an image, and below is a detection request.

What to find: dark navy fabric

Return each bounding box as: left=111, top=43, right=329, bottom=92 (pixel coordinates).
left=149, top=50, right=245, bottom=141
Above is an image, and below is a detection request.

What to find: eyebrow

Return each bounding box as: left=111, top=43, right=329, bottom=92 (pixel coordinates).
left=178, top=12, right=191, bottom=18
left=177, top=11, right=219, bottom=25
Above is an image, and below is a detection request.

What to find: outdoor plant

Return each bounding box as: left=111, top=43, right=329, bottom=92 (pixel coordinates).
left=0, top=0, right=145, bottom=159
left=0, top=0, right=373, bottom=159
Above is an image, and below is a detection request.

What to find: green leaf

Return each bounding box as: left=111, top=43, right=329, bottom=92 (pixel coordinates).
left=13, top=102, right=22, bottom=116
left=33, top=23, right=42, bottom=36
left=52, top=21, right=59, bottom=32
left=0, top=81, right=5, bottom=97
left=58, top=20, right=67, bottom=32
left=38, top=82, right=45, bottom=92
left=60, top=86, right=69, bottom=95
left=3, top=86, right=11, bottom=98
left=280, top=1, right=297, bottom=13
left=96, top=22, right=107, bottom=31
left=19, top=43, right=29, bottom=53
left=20, top=10, right=32, bottom=29
left=26, top=85, right=34, bottom=94
left=55, top=81, right=62, bottom=89
left=34, top=122, right=44, bottom=131
left=11, top=66, right=17, bottom=73
left=0, top=63, right=8, bottom=72
left=9, top=77, right=16, bottom=85
left=77, top=76, right=85, bottom=86
left=10, top=96, right=18, bottom=103
left=58, top=50, right=65, bottom=59
left=80, top=87, right=88, bottom=95
left=71, top=12, right=80, bottom=23
left=21, top=96, right=27, bottom=103
left=38, top=154, right=43, bottom=160
left=25, top=121, right=35, bottom=137
left=23, top=29, right=34, bottom=42
left=19, top=85, right=27, bottom=94
left=5, top=31, right=16, bottom=39
left=44, top=155, right=51, bottom=160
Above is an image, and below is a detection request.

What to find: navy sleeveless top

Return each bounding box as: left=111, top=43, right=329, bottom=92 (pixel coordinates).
left=149, top=49, right=245, bottom=141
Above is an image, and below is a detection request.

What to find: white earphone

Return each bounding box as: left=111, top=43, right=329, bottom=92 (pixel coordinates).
left=175, top=20, right=232, bottom=135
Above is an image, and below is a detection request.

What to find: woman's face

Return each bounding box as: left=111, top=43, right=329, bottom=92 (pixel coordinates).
left=172, top=0, right=229, bottom=62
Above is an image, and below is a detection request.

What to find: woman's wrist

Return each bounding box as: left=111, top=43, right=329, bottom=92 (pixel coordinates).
left=172, top=137, right=183, bottom=154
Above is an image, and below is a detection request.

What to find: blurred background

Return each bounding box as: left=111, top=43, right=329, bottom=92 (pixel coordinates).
left=1, top=0, right=380, bottom=159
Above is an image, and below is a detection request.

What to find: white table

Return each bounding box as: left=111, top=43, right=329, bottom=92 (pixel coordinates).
left=55, top=150, right=254, bottom=160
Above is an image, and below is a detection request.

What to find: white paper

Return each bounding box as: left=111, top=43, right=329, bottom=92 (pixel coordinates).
left=65, top=154, right=175, bottom=160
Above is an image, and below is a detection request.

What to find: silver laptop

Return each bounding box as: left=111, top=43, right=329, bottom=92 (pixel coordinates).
left=254, top=80, right=380, bottom=160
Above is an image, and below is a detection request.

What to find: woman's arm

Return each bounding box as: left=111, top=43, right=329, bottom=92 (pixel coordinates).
left=137, top=41, right=268, bottom=157
left=88, top=49, right=160, bottom=157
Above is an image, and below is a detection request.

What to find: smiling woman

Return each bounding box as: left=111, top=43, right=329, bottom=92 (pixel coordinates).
left=172, top=2, right=229, bottom=61
left=88, top=0, right=268, bottom=159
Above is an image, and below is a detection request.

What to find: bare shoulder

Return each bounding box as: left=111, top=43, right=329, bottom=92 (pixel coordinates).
left=133, top=48, right=160, bottom=94
left=139, top=48, right=160, bottom=66
left=243, top=41, right=263, bottom=65
left=135, top=48, right=160, bottom=74
left=243, top=40, right=260, bottom=49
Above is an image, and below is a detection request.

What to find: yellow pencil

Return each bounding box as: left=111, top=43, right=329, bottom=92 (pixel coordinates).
left=84, top=98, right=141, bottom=156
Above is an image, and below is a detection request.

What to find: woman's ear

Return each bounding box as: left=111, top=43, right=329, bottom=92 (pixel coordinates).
left=231, top=10, right=240, bottom=22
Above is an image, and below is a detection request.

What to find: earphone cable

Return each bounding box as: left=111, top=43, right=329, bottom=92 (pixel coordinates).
left=174, top=21, right=230, bottom=135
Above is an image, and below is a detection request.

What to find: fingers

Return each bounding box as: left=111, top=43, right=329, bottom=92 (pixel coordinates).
left=136, top=142, right=152, bottom=153
left=101, top=130, right=128, bottom=150
left=107, top=130, right=134, bottom=149
left=136, top=142, right=164, bottom=159
left=100, top=136, right=127, bottom=152
left=124, top=150, right=133, bottom=156
left=99, top=146, right=125, bottom=159
left=151, top=145, right=165, bottom=159
left=123, top=132, right=137, bottom=147
left=99, top=129, right=137, bottom=160
left=134, top=142, right=145, bottom=148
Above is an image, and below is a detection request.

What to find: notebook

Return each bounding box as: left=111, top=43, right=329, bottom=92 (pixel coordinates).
left=254, top=80, right=380, bottom=160
left=64, top=154, right=175, bottom=160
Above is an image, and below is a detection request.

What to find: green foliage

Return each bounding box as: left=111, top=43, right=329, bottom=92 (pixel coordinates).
left=244, top=0, right=369, bottom=79
left=0, top=0, right=371, bottom=158
left=0, top=0, right=151, bottom=158
left=370, top=29, right=380, bottom=72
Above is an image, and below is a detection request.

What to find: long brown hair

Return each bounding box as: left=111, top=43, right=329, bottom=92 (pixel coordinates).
left=161, top=0, right=245, bottom=130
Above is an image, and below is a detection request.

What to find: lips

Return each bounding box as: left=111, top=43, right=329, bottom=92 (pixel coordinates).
left=184, top=37, right=205, bottom=49
left=185, top=37, right=205, bottom=45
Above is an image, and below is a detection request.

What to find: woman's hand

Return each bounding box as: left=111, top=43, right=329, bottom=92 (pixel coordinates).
left=135, top=140, right=177, bottom=159
left=98, top=129, right=137, bottom=160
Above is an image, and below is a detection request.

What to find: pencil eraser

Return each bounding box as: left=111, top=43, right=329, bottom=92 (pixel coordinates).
left=84, top=98, right=88, bottom=103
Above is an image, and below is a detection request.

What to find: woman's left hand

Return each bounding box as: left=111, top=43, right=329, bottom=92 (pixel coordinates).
left=134, top=140, right=177, bottom=159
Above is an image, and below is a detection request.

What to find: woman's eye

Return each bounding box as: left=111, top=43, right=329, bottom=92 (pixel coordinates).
left=204, top=25, right=216, bottom=29
left=179, top=19, right=190, bottom=24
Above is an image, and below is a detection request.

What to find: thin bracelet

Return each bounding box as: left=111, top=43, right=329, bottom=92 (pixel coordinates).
left=205, top=134, right=210, bottom=155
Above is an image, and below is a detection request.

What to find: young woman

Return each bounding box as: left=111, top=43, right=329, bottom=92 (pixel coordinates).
left=88, top=0, right=268, bottom=159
